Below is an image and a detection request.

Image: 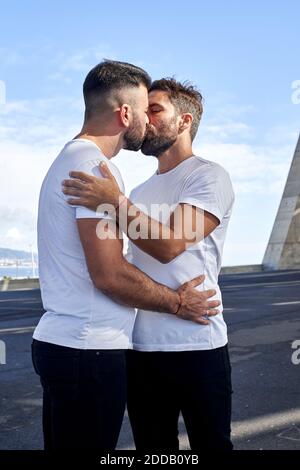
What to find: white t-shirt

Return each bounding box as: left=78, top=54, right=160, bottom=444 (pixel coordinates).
left=129, top=155, right=234, bottom=352
left=33, top=139, right=135, bottom=350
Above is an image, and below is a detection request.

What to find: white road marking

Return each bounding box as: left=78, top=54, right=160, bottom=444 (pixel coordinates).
left=0, top=326, right=35, bottom=334
left=272, top=301, right=300, bottom=306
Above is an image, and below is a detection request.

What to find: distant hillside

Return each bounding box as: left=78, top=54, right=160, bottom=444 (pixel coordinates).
left=0, top=247, right=38, bottom=260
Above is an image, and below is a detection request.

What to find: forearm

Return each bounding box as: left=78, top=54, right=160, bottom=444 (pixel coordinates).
left=99, top=257, right=180, bottom=314
left=116, top=196, right=183, bottom=263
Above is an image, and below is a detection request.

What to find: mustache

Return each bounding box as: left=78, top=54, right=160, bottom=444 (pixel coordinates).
left=146, top=123, right=154, bottom=130
left=144, top=123, right=157, bottom=136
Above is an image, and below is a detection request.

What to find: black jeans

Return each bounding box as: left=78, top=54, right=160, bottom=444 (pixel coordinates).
left=31, top=339, right=127, bottom=450
left=126, top=345, right=233, bottom=451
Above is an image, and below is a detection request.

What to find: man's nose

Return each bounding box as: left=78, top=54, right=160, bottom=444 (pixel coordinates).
left=147, top=111, right=155, bottom=124
left=145, top=113, right=150, bottom=125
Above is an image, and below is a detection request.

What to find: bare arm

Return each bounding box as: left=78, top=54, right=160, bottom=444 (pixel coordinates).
left=63, top=164, right=219, bottom=263
left=77, top=218, right=220, bottom=324
left=115, top=199, right=219, bottom=263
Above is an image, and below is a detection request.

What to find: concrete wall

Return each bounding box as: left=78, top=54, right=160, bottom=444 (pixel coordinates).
left=220, top=264, right=263, bottom=274
left=1, top=264, right=265, bottom=292
left=263, top=134, right=300, bottom=270
left=0, top=278, right=40, bottom=292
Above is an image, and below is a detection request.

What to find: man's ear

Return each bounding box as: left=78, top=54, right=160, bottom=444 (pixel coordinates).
left=178, top=113, right=193, bottom=134
left=119, top=104, right=131, bottom=128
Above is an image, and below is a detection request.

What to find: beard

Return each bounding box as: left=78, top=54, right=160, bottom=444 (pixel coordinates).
left=123, top=112, right=146, bottom=152
left=141, top=117, right=178, bottom=157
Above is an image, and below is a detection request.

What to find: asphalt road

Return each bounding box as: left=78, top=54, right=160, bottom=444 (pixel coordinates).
left=0, top=269, right=300, bottom=450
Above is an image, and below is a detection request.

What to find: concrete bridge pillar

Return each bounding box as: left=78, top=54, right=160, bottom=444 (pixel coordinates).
left=263, top=133, right=300, bottom=270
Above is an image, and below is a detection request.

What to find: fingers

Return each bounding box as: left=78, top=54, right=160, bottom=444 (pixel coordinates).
left=195, top=318, right=210, bottom=325
left=99, top=162, right=113, bottom=179
left=206, top=300, right=221, bottom=309
left=62, top=187, right=83, bottom=197
left=62, top=179, right=87, bottom=190
left=176, top=305, right=220, bottom=324
left=180, top=314, right=210, bottom=325
left=203, top=289, right=217, bottom=299
left=66, top=198, right=90, bottom=207
left=206, top=309, right=219, bottom=316
left=194, top=308, right=219, bottom=323
left=186, top=274, right=205, bottom=288
left=181, top=285, right=218, bottom=300
left=195, top=307, right=219, bottom=317
left=69, top=171, right=95, bottom=183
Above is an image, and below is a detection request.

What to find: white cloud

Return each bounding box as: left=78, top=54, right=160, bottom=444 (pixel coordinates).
left=49, top=45, right=117, bottom=83
left=48, top=72, right=72, bottom=84
left=0, top=89, right=86, bottom=252
left=0, top=206, right=37, bottom=251
left=5, top=228, right=24, bottom=241
left=0, top=47, right=23, bottom=68
left=194, top=135, right=297, bottom=195
left=0, top=100, right=30, bottom=114
left=201, top=121, right=253, bottom=140
left=0, top=140, right=57, bottom=251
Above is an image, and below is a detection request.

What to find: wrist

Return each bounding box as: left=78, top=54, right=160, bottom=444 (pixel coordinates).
left=169, top=291, right=181, bottom=315
left=115, top=194, right=127, bottom=209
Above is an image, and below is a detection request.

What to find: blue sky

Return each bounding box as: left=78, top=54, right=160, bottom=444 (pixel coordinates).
left=0, top=0, right=299, bottom=265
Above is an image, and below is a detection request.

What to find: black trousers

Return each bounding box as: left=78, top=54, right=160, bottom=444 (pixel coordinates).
left=126, top=345, right=233, bottom=451
left=31, top=339, right=126, bottom=450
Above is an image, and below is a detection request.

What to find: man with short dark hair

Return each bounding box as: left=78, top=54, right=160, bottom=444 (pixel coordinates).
left=63, top=77, right=235, bottom=451
left=32, top=62, right=219, bottom=451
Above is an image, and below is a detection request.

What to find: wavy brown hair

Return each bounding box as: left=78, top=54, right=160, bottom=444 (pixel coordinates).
left=149, top=78, right=203, bottom=141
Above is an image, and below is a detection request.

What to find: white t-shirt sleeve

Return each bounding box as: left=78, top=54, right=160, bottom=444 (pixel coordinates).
left=125, top=241, right=134, bottom=264
left=74, top=159, right=124, bottom=220
left=179, top=163, right=234, bottom=222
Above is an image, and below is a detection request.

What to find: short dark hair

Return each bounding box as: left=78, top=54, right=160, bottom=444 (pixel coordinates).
left=149, top=78, right=203, bottom=141
left=83, top=60, right=152, bottom=118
